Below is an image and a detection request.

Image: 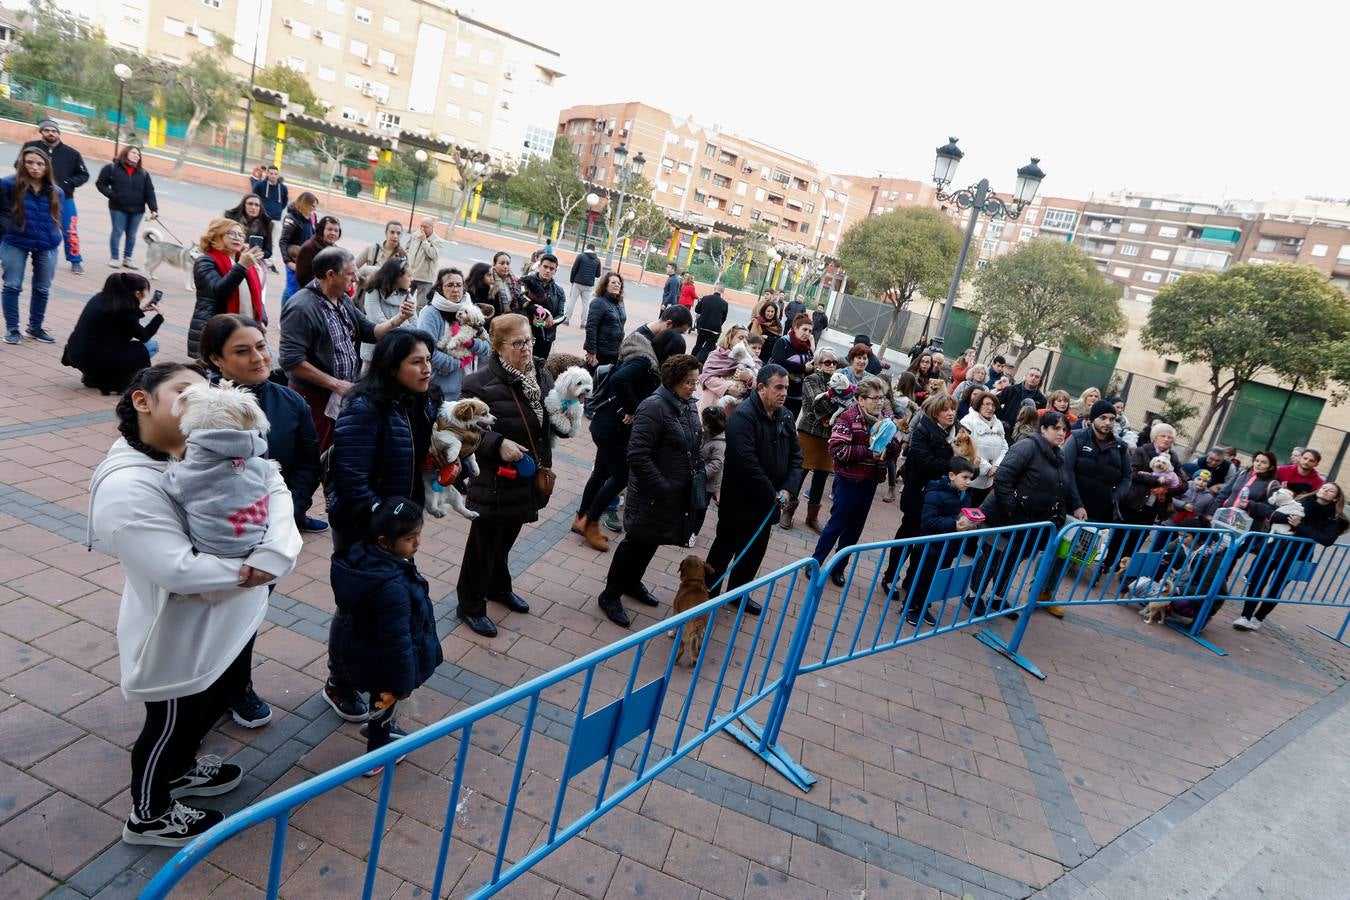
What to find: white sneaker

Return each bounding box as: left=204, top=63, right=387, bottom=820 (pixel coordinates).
left=109, top=259, right=120, bottom=269
left=1247, top=618, right=1262, bottom=631
left=686, top=534, right=697, bottom=548
left=1233, top=616, right=1253, bottom=630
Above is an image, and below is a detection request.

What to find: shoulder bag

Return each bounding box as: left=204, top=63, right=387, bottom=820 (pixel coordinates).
left=510, top=389, right=556, bottom=501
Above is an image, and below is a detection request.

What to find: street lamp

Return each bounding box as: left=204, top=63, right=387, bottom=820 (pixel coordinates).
left=112, top=63, right=132, bottom=157
left=603, top=142, right=647, bottom=270
left=584, top=191, right=601, bottom=246
left=929, top=137, right=1044, bottom=350
left=408, top=148, right=429, bottom=229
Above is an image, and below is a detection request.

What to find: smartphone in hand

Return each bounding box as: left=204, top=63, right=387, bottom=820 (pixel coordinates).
left=248, top=235, right=264, bottom=248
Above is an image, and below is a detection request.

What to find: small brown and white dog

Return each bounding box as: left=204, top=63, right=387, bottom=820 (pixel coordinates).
left=544, top=366, right=594, bottom=441
left=672, top=555, right=716, bottom=665
left=424, top=397, right=495, bottom=519
left=143, top=229, right=200, bottom=290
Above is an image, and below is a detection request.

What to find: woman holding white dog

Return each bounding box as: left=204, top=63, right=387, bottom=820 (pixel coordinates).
left=89, top=362, right=301, bottom=846
left=596, top=354, right=705, bottom=628
left=417, top=266, right=489, bottom=401
left=696, top=323, right=754, bottom=413
left=188, top=218, right=266, bottom=360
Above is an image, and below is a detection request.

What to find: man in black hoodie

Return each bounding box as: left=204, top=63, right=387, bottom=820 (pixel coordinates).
left=24, top=120, right=89, bottom=274
left=691, top=289, right=728, bottom=361
left=565, top=243, right=602, bottom=325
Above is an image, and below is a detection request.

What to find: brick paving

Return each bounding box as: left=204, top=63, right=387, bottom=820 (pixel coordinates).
left=1, top=169, right=1348, bottom=899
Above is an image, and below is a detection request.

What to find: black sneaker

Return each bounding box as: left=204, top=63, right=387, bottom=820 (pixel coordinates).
left=123, top=801, right=224, bottom=847
left=323, top=680, right=370, bottom=722
left=3, top=330, right=18, bottom=345
left=601, top=508, right=624, bottom=533
left=230, top=684, right=273, bottom=728
left=25, top=327, right=56, bottom=344
left=168, top=755, right=243, bottom=799
left=71, top=261, right=84, bottom=275
left=297, top=516, right=329, bottom=533
left=358, top=723, right=408, bottom=740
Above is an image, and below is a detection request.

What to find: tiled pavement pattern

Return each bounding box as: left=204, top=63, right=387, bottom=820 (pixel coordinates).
left=2, top=178, right=1349, bottom=899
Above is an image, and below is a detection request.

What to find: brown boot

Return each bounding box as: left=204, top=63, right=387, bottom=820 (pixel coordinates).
left=571, top=512, right=587, bottom=535
left=805, top=503, right=822, bottom=533
left=778, top=498, right=798, bottom=530
left=582, top=519, right=610, bottom=551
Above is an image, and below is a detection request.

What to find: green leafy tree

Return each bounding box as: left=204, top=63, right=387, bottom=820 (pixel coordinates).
left=1142, top=262, right=1350, bottom=452
left=252, top=65, right=321, bottom=144
left=374, top=149, right=438, bottom=200
left=7, top=1, right=110, bottom=99
left=1157, top=378, right=1201, bottom=441
left=835, top=208, right=964, bottom=351
left=501, top=142, right=589, bottom=235
left=160, top=43, right=240, bottom=174
left=973, top=239, right=1126, bottom=369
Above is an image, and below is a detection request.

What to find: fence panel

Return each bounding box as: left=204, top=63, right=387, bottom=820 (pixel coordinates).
left=143, top=557, right=818, bottom=899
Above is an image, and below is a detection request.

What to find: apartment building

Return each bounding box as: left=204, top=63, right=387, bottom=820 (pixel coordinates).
left=938, top=194, right=1085, bottom=267
left=1235, top=198, right=1350, bottom=288
left=62, top=0, right=562, bottom=161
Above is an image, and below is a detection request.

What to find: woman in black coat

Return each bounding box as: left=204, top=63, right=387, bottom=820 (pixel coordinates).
left=573, top=330, right=661, bottom=551
left=597, top=354, right=704, bottom=627
left=881, top=393, right=958, bottom=587
left=62, top=272, right=162, bottom=394
left=94, top=145, right=157, bottom=268
left=456, top=313, right=560, bottom=638
left=770, top=313, right=816, bottom=420
left=584, top=271, right=627, bottom=367
left=1236, top=482, right=1348, bottom=630
left=223, top=193, right=274, bottom=263
left=188, top=218, right=267, bottom=359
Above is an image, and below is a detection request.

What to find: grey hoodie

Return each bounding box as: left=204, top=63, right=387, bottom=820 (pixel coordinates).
left=163, top=429, right=275, bottom=558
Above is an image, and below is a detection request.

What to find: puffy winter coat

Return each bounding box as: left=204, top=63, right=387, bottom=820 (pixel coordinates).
left=0, top=176, right=63, bottom=251
left=584, top=294, right=627, bottom=361
left=327, top=390, right=439, bottom=536
left=95, top=163, right=158, bottom=215
left=623, top=386, right=704, bottom=544
left=590, top=332, right=659, bottom=442
left=721, top=390, right=803, bottom=512
left=22, top=139, right=87, bottom=198
left=330, top=541, right=442, bottom=697
left=960, top=409, right=1009, bottom=491
left=981, top=433, right=1081, bottom=527
left=1062, top=428, right=1131, bottom=523
left=570, top=249, right=601, bottom=286
left=62, top=295, right=162, bottom=393
left=188, top=254, right=248, bottom=360
left=921, top=476, right=972, bottom=535
left=277, top=204, right=315, bottom=263
left=997, top=382, right=1047, bottom=431
left=248, top=379, right=322, bottom=521
left=1122, top=442, right=1185, bottom=515
left=462, top=355, right=557, bottom=523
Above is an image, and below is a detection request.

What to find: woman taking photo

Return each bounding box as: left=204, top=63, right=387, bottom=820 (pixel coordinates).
left=574, top=330, right=661, bottom=551
left=584, top=271, right=628, bottom=368
left=696, top=323, right=754, bottom=412
left=771, top=312, right=816, bottom=421
left=749, top=300, right=782, bottom=365
left=95, top=145, right=159, bottom=269
left=63, top=272, right=163, bottom=394
left=597, top=354, right=705, bottom=627
left=456, top=314, right=558, bottom=637
left=789, top=348, right=839, bottom=533
left=187, top=218, right=266, bottom=360
left=362, top=256, right=418, bottom=365
left=1, top=145, right=63, bottom=345
left=222, top=193, right=273, bottom=267
left=417, top=266, right=489, bottom=401
left=960, top=388, right=1008, bottom=506
left=89, top=363, right=301, bottom=845
left=198, top=313, right=326, bottom=729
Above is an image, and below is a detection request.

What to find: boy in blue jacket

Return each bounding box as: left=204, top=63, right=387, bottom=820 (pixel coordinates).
left=901, top=458, right=977, bottom=627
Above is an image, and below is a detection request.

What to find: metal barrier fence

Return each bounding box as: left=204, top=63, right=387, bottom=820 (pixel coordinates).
left=142, top=557, right=818, bottom=899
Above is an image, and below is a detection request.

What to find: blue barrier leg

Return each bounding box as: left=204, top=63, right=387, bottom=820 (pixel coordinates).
left=1308, top=606, right=1350, bottom=648
left=976, top=531, right=1052, bottom=680
left=1169, top=536, right=1243, bottom=657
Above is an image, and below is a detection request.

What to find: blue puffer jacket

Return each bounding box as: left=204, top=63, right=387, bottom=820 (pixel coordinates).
left=0, top=176, right=63, bottom=251
left=249, top=379, right=322, bottom=521
left=330, top=541, right=442, bottom=696
left=921, top=476, right=970, bottom=535
left=327, top=390, right=439, bottom=535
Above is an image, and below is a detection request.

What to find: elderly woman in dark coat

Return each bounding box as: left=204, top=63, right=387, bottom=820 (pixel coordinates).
left=455, top=313, right=558, bottom=637
left=596, top=354, right=705, bottom=627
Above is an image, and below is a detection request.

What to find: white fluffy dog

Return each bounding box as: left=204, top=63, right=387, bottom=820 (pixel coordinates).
left=545, top=366, right=594, bottom=441
left=424, top=397, right=495, bottom=519
left=437, top=301, right=487, bottom=360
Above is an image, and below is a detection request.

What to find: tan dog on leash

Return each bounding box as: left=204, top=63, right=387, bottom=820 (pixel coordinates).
left=672, top=555, right=716, bottom=665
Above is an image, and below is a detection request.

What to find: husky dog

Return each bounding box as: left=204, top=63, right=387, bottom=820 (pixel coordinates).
left=143, top=229, right=200, bottom=290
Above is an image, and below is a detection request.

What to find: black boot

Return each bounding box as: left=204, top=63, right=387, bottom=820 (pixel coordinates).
left=598, top=592, right=632, bottom=627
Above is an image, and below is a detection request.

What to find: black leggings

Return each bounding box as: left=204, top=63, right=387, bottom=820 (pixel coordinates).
left=130, top=637, right=254, bottom=820
left=791, top=468, right=830, bottom=505
left=578, top=437, right=629, bottom=522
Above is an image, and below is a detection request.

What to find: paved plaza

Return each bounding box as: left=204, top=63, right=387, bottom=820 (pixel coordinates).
left=2, top=163, right=1350, bottom=899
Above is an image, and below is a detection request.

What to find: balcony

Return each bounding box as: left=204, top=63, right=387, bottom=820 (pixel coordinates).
left=1086, top=220, right=1123, bottom=235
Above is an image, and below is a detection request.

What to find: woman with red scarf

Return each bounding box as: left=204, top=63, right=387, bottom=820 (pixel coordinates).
left=188, top=218, right=266, bottom=359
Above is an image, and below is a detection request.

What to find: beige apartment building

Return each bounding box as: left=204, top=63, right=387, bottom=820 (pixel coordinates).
left=61, top=0, right=562, bottom=162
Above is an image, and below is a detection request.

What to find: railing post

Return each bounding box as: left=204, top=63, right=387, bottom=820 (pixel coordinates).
left=975, top=523, right=1058, bottom=680
left=1169, top=531, right=1246, bottom=656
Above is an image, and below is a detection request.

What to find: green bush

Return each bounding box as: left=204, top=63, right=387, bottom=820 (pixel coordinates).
left=644, top=252, right=670, bottom=274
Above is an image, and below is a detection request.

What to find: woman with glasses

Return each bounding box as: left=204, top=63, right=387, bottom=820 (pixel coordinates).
left=454, top=313, right=559, bottom=638
left=188, top=218, right=266, bottom=359
left=788, top=347, right=840, bottom=533
left=361, top=256, right=418, bottom=367
left=812, top=376, right=902, bottom=586
left=417, top=266, right=489, bottom=401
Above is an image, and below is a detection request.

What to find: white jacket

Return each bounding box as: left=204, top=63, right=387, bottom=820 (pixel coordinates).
left=960, top=409, right=1008, bottom=490
left=88, top=438, right=302, bottom=702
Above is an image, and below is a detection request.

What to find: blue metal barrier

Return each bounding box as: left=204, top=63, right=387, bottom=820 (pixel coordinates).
left=143, top=557, right=818, bottom=899
left=728, top=524, right=1054, bottom=790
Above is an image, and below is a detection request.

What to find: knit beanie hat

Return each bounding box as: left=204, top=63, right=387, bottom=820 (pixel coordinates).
left=1089, top=399, right=1117, bottom=420
left=37, top=119, right=60, bottom=133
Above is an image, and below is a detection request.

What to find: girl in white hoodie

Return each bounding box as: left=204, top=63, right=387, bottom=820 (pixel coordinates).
left=88, top=363, right=302, bottom=847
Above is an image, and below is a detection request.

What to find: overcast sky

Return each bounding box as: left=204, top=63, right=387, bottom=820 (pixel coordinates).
left=485, top=0, right=1349, bottom=203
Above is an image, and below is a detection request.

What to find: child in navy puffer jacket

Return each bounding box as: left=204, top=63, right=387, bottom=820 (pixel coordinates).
left=330, top=498, right=442, bottom=773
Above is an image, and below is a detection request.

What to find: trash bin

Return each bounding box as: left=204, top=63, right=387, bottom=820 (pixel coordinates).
left=344, top=177, right=361, bottom=198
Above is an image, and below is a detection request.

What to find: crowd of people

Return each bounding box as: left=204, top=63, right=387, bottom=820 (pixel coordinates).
left=9, top=126, right=1344, bottom=849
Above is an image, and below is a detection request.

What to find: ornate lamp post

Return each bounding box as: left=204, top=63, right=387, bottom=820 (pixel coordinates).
left=112, top=64, right=132, bottom=157
left=929, top=137, right=1045, bottom=349
left=603, top=142, right=646, bottom=270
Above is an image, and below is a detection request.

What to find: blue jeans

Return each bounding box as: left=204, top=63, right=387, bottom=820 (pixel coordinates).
left=109, top=210, right=144, bottom=260
left=812, top=476, right=879, bottom=571
left=143, top=337, right=160, bottom=358
left=60, top=196, right=81, bottom=264
left=1, top=243, right=56, bottom=332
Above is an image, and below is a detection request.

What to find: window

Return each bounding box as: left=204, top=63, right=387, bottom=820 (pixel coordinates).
left=327, top=0, right=345, bottom=11
left=672, top=185, right=685, bottom=198
left=449, top=72, right=465, bottom=88
left=317, top=65, right=336, bottom=82
left=1142, top=270, right=1163, bottom=283
left=197, top=27, right=218, bottom=46
left=661, top=156, right=674, bottom=171
left=479, top=48, right=494, bottom=64
left=473, top=79, right=488, bottom=96
left=1111, top=266, right=1133, bottom=278
left=455, top=41, right=471, bottom=58
left=699, top=166, right=710, bottom=181
left=340, top=106, right=359, bottom=122
left=804, top=201, right=814, bottom=214
left=712, top=174, right=731, bottom=189
left=705, top=143, right=717, bottom=157
left=684, top=138, right=698, bottom=151
left=344, top=72, right=362, bottom=89
left=467, top=110, right=483, bottom=126
left=754, top=188, right=766, bottom=202
left=1020, top=228, right=1035, bottom=240
left=349, top=39, right=367, bottom=57
left=981, top=240, right=997, bottom=255
left=749, top=209, right=760, bottom=221
left=321, top=30, right=340, bottom=48
left=731, top=203, right=743, bottom=217
left=1337, top=245, right=1350, bottom=261
left=382, top=16, right=399, bottom=32
left=1135, top=292, right=1153, bottom=304
left=354, top=6, right=371, bottom=24
left=693, top=190, right=707, bottom=204
left=1309, top=243, right=1328, bottom=257
left=163, top=17, right=186, bottom=36
left=1158, top=225, right=1179, bottom=238
left=1164, top=360, right=1179, bottom=374
left=1166, top=272, right=1180, bottom=283
left=1174, top=247, right=1230, bottom=271
left=286, top=55, right=307, bottom=72
left=376, top=111, right=400, bottom=132
left=706, top=197, right=721, bottom=210
left=202, top=0, right=220, bottom=7
left=1119, top=244, right=1140, bottom=257
left=444, top=102, right=460, bottom=118
left=987, top=222, right=1004, bottom=240
left=676, top=162, right=690, bottom=175
left=736, top=181, right=747, bottom=196
left=1041, top=208, right=1078, bottom=231
left=1024, top=208, right=1037, bottom=224
left=1154, top=385, right=1169, bottom=400
left=377, top=49, right=395, bottom=66
left=1127, top=222, right=1148, bottom=234
left=1256, top=238, right=1277, bottom=253
left=800, top=222, right=810, bottom=234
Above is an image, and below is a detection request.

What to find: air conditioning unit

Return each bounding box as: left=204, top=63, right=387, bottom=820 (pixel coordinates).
left=184, top=24, right=198, bottom=35
left=500, top=100, right=510, bottom=110
left=503, top=69, right=513, bottom=79
left=361, top=56, right=372, bottom=66
left=313, top=28, right=324, bottom=39
left=361, top=84, right=376, bottom=97
left=359, top=113, right=371, bottom=126
left=386, top=64, right=398, bottom=75
left=280, top=17, right=292, bottom=27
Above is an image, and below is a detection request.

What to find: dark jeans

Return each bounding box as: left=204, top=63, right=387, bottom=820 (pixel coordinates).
left=692, top=328, right=718, bottom=361
left=366, top=697, right=400, bottom=753
left=691, top=493, right=715, bottom=537
left=130, top=637, right=254, bottom=820
left=578, top=437, right=629, bottom=521
left=326, top=526, right=358, bottom=691
left=456, top=517, right=525, bottom=617
left=707, top=499, right=776, bottom=593
left=604, top=536, right=659, bottom=596
left=1242, top=539, right=1311, bottom=621
left=791, top=468, right=830, bottom=505
left=813, top=477, right=878, bottom=573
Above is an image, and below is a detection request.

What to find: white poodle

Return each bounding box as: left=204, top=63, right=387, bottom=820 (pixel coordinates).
left=544, top=366, right=594, bottom=442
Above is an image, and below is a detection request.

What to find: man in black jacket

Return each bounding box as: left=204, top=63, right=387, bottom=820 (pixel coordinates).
left=565, top=243, right=602, bottom=325
left=1063, top=400, right=1132, bottom=579
left=25, top=120, right=89, bottom=274
left=691, top=290, right=728, bottom=361
left=997, top=367, right=1046, bottom=432
left=518, top=253, right=565, bottom=360
left=705, top=365, right=803, bottom=613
